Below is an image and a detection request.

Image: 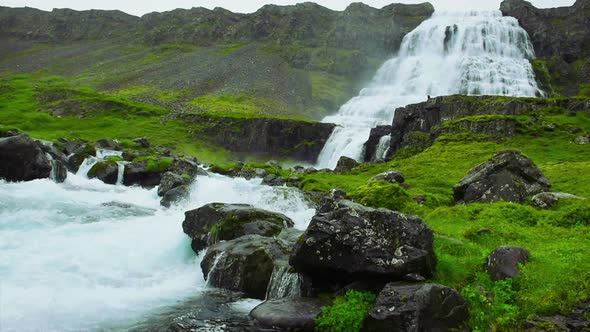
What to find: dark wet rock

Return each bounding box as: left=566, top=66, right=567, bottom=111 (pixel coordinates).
left=196, top=167, right=209, bottom=176
left=158, top=172, right=188, bottom=197
left=364, top=282, right=469, bottom=332
left=160, top=185, right=190, bottom=208
left=371, top=169, right=405, bottom=184
left=531, top=192, right=584, bottom=209
left=37, top=141, right=68, bottom=183
left=262, top=174, right=286, bottom=186
left=477, top=228, right=491, bottom=235
left=485, top=245, right=531, bottom=281
left=250, top=298, right=325, bottom=332
left=254, top=168, right=268, bottom=178
left=0, top=134, right=52, bottom=182
left=0, top=128, right=20, bottom=137
left=330, top=188, right=347, bottom=200
left=66, top=144, right=97, bottom=173
left=88, top=161, right=119, bottom=185
left=286, top=177, right=302, bottom=188
left=277, top=227, right=304, bottom=246
left=201, top=235, right=291, bottom=299
left=290, top=200, right=436, bottom=282
left=522, top=298, right=590, bottom=332
left=454, top=150, right=550, bottom=204
left=169, top=157, right=200, bottom=178
left=363, top=125, right=393, bottom=162
left=334, top=156, right=359, bottom=173
left=133, top=137, right=151, bottom=148
left=95, top=139, right=122, bottom=150
left=123, top=161, right=164, bottom=188
left=183, top=203, right=294, bottom=254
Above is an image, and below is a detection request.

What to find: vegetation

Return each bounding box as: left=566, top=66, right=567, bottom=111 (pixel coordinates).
left=315, top=290, right=377, bottom=332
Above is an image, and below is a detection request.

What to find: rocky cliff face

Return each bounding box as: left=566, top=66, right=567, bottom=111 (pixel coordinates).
left=500, top=0, right=590, bottom=96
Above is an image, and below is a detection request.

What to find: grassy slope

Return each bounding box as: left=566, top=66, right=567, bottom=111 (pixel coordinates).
left=278, top=99, right=589, bottom=331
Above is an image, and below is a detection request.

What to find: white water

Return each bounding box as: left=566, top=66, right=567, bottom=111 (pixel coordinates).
left=266, top=265, right=302, bottom=300
left=317, top=11, right=542, bottom=169
left=0, top=172, right=314, bottom=331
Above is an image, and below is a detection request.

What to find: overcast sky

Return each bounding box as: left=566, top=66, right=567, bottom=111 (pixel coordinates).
left=0, top=0, right=576, bottom=16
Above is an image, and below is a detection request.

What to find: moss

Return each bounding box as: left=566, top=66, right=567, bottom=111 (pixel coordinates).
left=315, top=290, right=376, bottom=332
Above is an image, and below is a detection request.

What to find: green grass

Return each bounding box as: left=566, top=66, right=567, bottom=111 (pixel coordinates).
left=315, top=290, right=376, bottom=332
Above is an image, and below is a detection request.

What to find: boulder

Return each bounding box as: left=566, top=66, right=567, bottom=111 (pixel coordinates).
left=183, top=203, right=294, bottom=254
left=88, top=161, right=119, bottom=185
left=160, top=185, right=190, bottom=208
left=158, top=171, right=187, bottom=197
left=0, top=134, right=52, bottom=182
left=169, top=157, right=200, bottom=178
left=454, top=150, right=550, bottom=204
left=66, top=144, right=97, bottom=173
left=334, top=156, right=359, bottom=173
left=201, top=235, right=291, bottom=299
left=574, top=135, right=590, bottom=145
left=133, top=137, right=151, bottom=148
left=262, top=174, right=286, bottom=186
left=531, top=192, right=584, bottom=209
left=250, top=298, right=325, bottom=332
left=485, top=246, right=530, bottom=281
left=363, top=282, right=469, bottom=332
left=95, top=139, right=121, bottom=150
left=123, top=161, right=164, bottom=188
left=371, top=170, right=405, bottom=184
left=290, top=200, right=436, bottom=282
left=37, top=141, right=68, bottom=183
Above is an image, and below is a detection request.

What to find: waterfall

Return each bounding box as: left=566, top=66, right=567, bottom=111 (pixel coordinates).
left=316, top=11, right=542, bottom=169
left=265, top=265, right=302, bottom=300
left=76, top=149, right=124, bottom=178
left=116, top=161, right=125, bottom=185
left=375, top=135, right=392, bottom=161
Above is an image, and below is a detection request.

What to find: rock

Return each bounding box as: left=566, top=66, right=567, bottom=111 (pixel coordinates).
left=454, top=150, right=551, bottom=204
left=363, top=282, right=469, bottom=332
left=37, top=141, right=68, bottom=183
left=88, top=161, right=119, bottom=185
left=531, top=192, right=584, bottom=209
left=250, top=298, right=325, bottom=332
left=0, top=134, right=52, bottom=182
left=196, top=167, right=209, bottom=176
left=168, top=157, right=200, bottom=178
left=334, top=156, right=359, bottom=173
left=371, top=170, right=405, bottom=184
left=523, top=298, right=590, bottom=332
left=330, top=188, right=347, bottom=200
left=66, top=144, right=97, bottom=173
left=266, top=160, right=281, bottom=169
left=286, top=177, right=302, bottom=188
left=183, top=203, right=294, bottom=254
left=290, top=200, right=436, bottom=282
left=201, top=234, right=291, bottom=299
left=412, top=195, right=426, bottom=205
left=485, top=246, right=530, bottom=281
left=158, top=172, right=187, bottom=197
left=95, top=139, right=121, bottom=150
left=160, top=185, right=190, bottom=208
left=133, top=137, right=151, bottom=148
left=363, top=125, right=393, bottom=162
left=254, top=168, right=268, bottom=178
left=123, top=161, right=164, bottom=188
left=262, top=174, right=286, bottom=186
left=574, top=135, right=590, bottom=145
left=477, top=228, right=491, bottom=235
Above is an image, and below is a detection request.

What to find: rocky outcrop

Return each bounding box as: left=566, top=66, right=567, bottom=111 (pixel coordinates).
left=523, top=298, right=590, bottom=332
left=290, top=200, right=436, bottom=282
left=500, top=0, right=590, bottom=96
left=201, top=234, right=291, bottom=299
left=160, top=185, right=190, bottom=208
left=363, top=282, right=469, bottom=331
left=65, top=143, right=97, bottom=173
left=454, top=150, right=550, bottom=204
left=371, top=170, right=405, bottom=184
left=485, top=246, right=530, bottom=281
left=250, top=298, right=326, bottom=332
left=363, top=125, right=392, bottom=162
left=334, top=156, right=359, bottom=173
left=0, top=134, right=52, bottom=182
left=122, top=161, right=164, bottom=188
left=172, top=113, right=336, bottom=162
left=183, top=203, right=294, bottom=254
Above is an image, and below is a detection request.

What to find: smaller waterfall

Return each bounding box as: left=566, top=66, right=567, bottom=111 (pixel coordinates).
left=265, top=265, right=302, bottom=299
left=116, top=161, right=126, bottom=185
left=206, top=252, right=228, bottom=287
left=375, top=135, right=392, bottom=161
left=45, top=153, right=58, bottom=181
left=76, top=149, right=124, bottom=178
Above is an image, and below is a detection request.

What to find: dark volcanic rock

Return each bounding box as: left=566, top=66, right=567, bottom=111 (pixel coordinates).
left=123, top=161, right=164, bottom=188
left=160, top=185, right=190, bottom=208
left=454, top=150, right=550, bottom=204
left=531, top=192, right=584, bottom=209
left=334, top=156, right=359, bottom=173
left=88, top=160, right=119, bottom=185
left=201, top=234, right=291, bottom=299
left=183, top=203, right=294, bottom=254
left=250, top=298, right=325, bottom=332
left=0, top=134, right=52, bottom=182
left=485, top=245, right=530, bottom=281
left=262, top=174, right=286, bottom=186
left=168, top=157, right=200, bottom=177
left=66, top=144, right=97, bottom=173
left=363, top=282, right=469, bottom=332
left=371, top=169, right=405, bottom=184
left=363, top=125, right=393, bottom=162
left=290, top=200, right=436, bottom=282
left=95, top=139, right=121, bottom=150
left=37, top=141, right=68, bottom=183
left=158, top=171, right=187, bottom=197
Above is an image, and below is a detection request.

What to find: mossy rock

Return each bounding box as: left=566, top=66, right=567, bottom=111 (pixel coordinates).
left=88, top=160, right=119, bottom=185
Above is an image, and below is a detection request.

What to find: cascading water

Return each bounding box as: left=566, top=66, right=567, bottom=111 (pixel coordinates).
left=0, top=171, right=314, bottom=331
left=265, top=265, right=302, bottom=299
left=316, top=11, right=542, bottom=169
